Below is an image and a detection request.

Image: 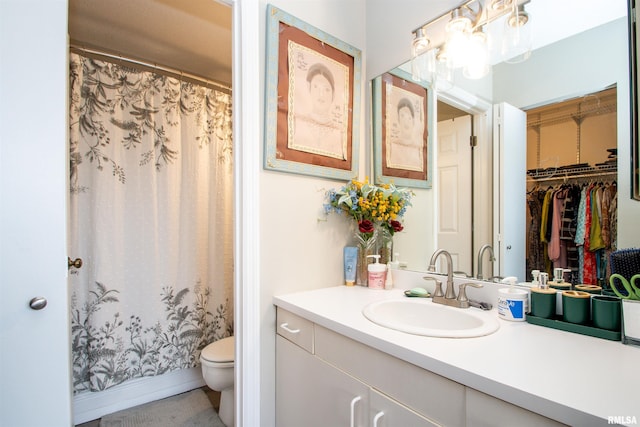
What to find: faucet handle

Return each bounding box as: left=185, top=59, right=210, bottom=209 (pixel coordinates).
left=457, top=282, right=483, bottom=303
left=432, top=280, right=444, bottom=298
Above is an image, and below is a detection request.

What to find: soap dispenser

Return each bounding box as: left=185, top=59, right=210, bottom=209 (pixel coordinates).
left=367, top=255, right=386, bottom=290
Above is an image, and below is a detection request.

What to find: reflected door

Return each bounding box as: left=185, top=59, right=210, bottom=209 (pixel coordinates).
left=437, top=115, right=472, bottom=275
left=493, top=103, right=526, bottom=281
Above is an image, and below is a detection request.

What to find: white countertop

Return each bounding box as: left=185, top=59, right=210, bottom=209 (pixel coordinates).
left=273, top=284, right=640, bottom=427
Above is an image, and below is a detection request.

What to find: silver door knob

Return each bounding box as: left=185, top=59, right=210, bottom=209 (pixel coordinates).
left=29, top=297, right=47, bottom=310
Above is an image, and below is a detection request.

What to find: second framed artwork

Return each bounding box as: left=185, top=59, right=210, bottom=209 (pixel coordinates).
left=372, top=69, right=433, bottom=189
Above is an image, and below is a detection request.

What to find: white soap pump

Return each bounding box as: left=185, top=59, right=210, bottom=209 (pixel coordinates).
left=367, top=254, right=386, bottom=290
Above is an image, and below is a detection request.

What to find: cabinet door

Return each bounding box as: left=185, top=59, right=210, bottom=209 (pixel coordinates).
left=276, top=335, right=368, bottom=427
left=369, top=388, right=440, bottom=427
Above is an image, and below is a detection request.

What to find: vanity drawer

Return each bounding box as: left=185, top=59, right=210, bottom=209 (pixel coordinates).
left=276, top=308, right=314, bottom=353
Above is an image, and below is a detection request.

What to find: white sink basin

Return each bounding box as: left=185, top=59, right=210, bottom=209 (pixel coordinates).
left=362, top=298, right=500, bottom=338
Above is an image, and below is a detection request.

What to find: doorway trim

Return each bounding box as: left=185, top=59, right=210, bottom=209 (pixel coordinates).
left=230, top=0, right=261, bottom=426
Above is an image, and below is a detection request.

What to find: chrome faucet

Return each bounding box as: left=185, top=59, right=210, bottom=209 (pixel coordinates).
left=476, top=244, right=495, bottom=280
left=428, top=249, right=484, bottom=308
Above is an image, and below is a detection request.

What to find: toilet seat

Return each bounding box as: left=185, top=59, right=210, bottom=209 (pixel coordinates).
left=201, top=336, right=234, bottom=364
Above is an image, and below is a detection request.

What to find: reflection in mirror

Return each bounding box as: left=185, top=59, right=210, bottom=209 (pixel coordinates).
left=525, top=86, right=618, bottom=287
left=435, top=100, right=472, bottom=276
left=381, top=0, right=636, bottom=283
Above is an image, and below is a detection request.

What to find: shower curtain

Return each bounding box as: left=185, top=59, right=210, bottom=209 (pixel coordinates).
left=68, top=52, right=234, bottom=394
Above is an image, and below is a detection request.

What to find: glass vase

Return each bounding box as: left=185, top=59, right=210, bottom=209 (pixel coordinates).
left=354, top=231, right=377, bottom=287
left=377, top=226, right=394, bottom=266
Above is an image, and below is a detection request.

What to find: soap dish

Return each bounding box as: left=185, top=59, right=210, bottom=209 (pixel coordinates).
left=404, top=287, right=430, bottom=298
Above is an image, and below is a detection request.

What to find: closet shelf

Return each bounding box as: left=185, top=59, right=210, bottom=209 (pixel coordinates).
left=527, top=163, right=617, bottom=181
left=527, top=101, right=617, bottom=129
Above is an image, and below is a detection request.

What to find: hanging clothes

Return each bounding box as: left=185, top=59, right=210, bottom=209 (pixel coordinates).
left=548, top=187, right=568, bottom=267
left=527, top=178, right=617, bottom=285
left=526, top=189, right=546, bottom=273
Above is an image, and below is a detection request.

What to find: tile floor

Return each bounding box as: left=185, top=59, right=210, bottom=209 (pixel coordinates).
left=75, top=387, right=220, bottom=427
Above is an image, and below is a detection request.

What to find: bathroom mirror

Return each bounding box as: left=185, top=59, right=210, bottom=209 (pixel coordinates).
left=382, top=0, right=631, bottom=279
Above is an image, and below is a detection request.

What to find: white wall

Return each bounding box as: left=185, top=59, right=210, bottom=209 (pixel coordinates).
left=493, top=17, right=640, bottom=250
left=258, top=1, right=367, bottom=425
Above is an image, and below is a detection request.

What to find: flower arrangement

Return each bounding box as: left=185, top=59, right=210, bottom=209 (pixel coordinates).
left=324, top=177, right=414, bottom=241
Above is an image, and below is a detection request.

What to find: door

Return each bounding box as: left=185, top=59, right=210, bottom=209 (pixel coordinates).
left=493, top=103, right=526, bottom=281
left=0, top=2, right=72, bottom=426
left=437, top=115, right=473, bottom=275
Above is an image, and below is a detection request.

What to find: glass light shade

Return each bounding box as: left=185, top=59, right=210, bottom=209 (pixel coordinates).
left=412, top=49, right=437, bottom=83
left=445, top=29, right=471, bottom=69
left=412, top=28, right=431, bottom=57
left=463, top=31, right=490, bottom=79
left=434, top=48, right=454, bottom=91
left=446, top=8, right=472, bottom=34
left=489, top=0, right=514, bottom=12
left=501, top=7, right=532, bottom=64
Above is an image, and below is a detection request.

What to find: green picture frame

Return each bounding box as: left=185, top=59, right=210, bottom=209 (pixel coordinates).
left=372, top=68, right=434, bottom=189
left=264, top=4, right=362, bottom=181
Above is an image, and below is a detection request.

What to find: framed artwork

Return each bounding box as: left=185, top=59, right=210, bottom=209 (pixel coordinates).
left=372, top=69, right=433, bottom=189
left=264, top=4, right=362, bottom=180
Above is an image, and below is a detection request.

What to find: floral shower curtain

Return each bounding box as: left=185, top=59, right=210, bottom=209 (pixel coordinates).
left=68, top=52, right=234, bottom=394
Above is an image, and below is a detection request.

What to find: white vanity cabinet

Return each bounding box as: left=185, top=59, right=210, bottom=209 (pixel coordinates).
left=276, top=308, right=443, bottom=427
left=276, top=306, right=567, bottom=427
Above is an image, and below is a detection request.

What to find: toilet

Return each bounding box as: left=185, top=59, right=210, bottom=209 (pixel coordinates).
left=200, top=336, right=234, bottom=427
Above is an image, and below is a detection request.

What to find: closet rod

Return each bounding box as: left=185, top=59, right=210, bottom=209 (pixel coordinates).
left=69, top=45, right=232, bottom=95
left=526, top=171, right=617, bottom=183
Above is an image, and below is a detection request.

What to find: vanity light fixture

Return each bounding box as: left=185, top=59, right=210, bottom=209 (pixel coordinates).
left=410, top=0, right=531, bottom=82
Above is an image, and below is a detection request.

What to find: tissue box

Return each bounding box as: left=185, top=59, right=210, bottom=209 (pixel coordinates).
left=622, top=299, right=640, bottom=346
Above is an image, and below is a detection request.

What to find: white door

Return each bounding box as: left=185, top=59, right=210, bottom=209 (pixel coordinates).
left=437, top=115, right=473, bottom=275
left=0, top=2, right=72, bottom=426
left=493, top=103, right=526, bottom=281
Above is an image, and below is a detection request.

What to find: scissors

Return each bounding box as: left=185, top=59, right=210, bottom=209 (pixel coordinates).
left=609, top=274, right=640, bottom=300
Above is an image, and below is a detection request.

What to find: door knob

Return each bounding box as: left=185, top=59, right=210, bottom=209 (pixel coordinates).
left=29, top=297, right=47, bottom=310
left=68, top=257, right=83, bottom=269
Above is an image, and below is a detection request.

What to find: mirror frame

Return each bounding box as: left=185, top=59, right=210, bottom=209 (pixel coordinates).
left=629, top=0, right=640, bottom=200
